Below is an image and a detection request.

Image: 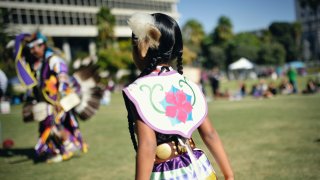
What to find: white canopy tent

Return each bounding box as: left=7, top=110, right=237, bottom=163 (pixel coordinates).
left=228, top=57, right=256, bottom=80
left=229, top=57, right=254, bottom=70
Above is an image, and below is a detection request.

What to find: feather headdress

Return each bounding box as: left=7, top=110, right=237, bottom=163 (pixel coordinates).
left=128, top=13, right=161, bottom=57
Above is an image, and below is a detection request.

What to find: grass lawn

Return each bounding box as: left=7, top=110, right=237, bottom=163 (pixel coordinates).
left=0, top=90, right=319, bottom=179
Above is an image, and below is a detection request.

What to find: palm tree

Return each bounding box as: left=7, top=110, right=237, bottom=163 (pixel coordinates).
left=96, top=7, right=115, bottom=49
left=182, top=19, right=205, bottom=54
left=212, top=16, right=233, bottom=46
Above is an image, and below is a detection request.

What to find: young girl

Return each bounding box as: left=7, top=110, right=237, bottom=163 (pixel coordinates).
left=123, top=13, right=234, bottom=180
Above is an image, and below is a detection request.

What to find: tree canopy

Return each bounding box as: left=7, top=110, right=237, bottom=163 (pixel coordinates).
left=0, top=9, right=15, bottom=78
left=269, top=22, right=302, bottom=62
left=212, top=16, right=233, bottom=46
left=197, top=15, right=302, bottom=70
left=182, top=19, right=205, bottom=54
left=96, top=7, right=115, bottom=49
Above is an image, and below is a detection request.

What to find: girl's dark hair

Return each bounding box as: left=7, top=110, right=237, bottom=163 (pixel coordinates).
left=136, top=13, right=184, bottom=76
left=128, top=13, right=184, bottom=151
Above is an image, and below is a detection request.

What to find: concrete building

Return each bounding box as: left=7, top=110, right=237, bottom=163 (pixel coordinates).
left=0, top=0, right=180, bottom=61
left=294, top=0, right=320, bottom=60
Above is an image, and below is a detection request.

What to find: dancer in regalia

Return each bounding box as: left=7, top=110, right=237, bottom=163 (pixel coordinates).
left=14, top=32, right=102, bottom=163
left=122, top=13, right=234, bottom=179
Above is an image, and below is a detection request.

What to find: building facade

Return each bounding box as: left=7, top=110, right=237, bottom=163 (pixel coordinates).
left=0, top=0, right=180, bottom=61
left=294, top=0, right=320, bottom=60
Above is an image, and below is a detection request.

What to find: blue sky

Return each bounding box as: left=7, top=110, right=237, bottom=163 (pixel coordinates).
left=177, top=0, right=296, bottom=33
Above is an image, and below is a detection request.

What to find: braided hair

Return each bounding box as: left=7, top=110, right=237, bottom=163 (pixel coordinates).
left=176, top=50, right=183, bottom=75
left=128, top=13, right=184, bottom=150
left=125, top=94, right=138, bottom=151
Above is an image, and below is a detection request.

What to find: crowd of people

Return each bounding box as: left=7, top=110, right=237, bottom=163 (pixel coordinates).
left=202, top=67, right=320, bottom=101
left=248, top=77, right=319, bottom=99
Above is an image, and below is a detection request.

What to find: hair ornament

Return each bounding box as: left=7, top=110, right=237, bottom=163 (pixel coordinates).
left=128, top=13, right=161, bottom=49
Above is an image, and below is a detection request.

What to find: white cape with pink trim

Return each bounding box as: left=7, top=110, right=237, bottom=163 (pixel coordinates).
left=123, top=71, right=207, bottom=138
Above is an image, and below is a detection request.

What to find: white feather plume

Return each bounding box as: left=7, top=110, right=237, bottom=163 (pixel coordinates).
left=128, top=13, right=156, bottom=41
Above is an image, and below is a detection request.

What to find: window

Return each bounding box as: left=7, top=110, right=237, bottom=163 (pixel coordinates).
left=21, top=14, right=27, bottom=24
left=55, top=11, right=61, bottom=25
left=12, top=14, right=19, bottom=24
left=64, top=11, right=71, bottom=25
left=39, top=14, right=44, bottom=24
left=46, top=14, right=51, bottom=24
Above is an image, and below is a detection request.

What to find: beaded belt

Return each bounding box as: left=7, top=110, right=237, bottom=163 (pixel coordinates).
left=154, top=138, right=196, bottom=164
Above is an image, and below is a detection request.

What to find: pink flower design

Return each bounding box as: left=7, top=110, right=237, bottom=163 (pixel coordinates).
left=165, top=90, right=192, bottom=123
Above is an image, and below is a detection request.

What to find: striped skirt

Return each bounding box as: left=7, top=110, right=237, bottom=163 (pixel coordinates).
left=151, top=149, right=217, bottom=180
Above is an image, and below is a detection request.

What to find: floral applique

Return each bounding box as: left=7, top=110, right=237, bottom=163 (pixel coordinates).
left=161, top=86, right=193, bottom=125
left=44, top=75, right=58, bottom=96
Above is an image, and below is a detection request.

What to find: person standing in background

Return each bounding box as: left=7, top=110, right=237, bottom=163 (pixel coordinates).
left=287, top=66, right=298, bottom=94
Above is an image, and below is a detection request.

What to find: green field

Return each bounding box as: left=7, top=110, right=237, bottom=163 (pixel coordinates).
left=0, top=90, right=320, bottom=179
